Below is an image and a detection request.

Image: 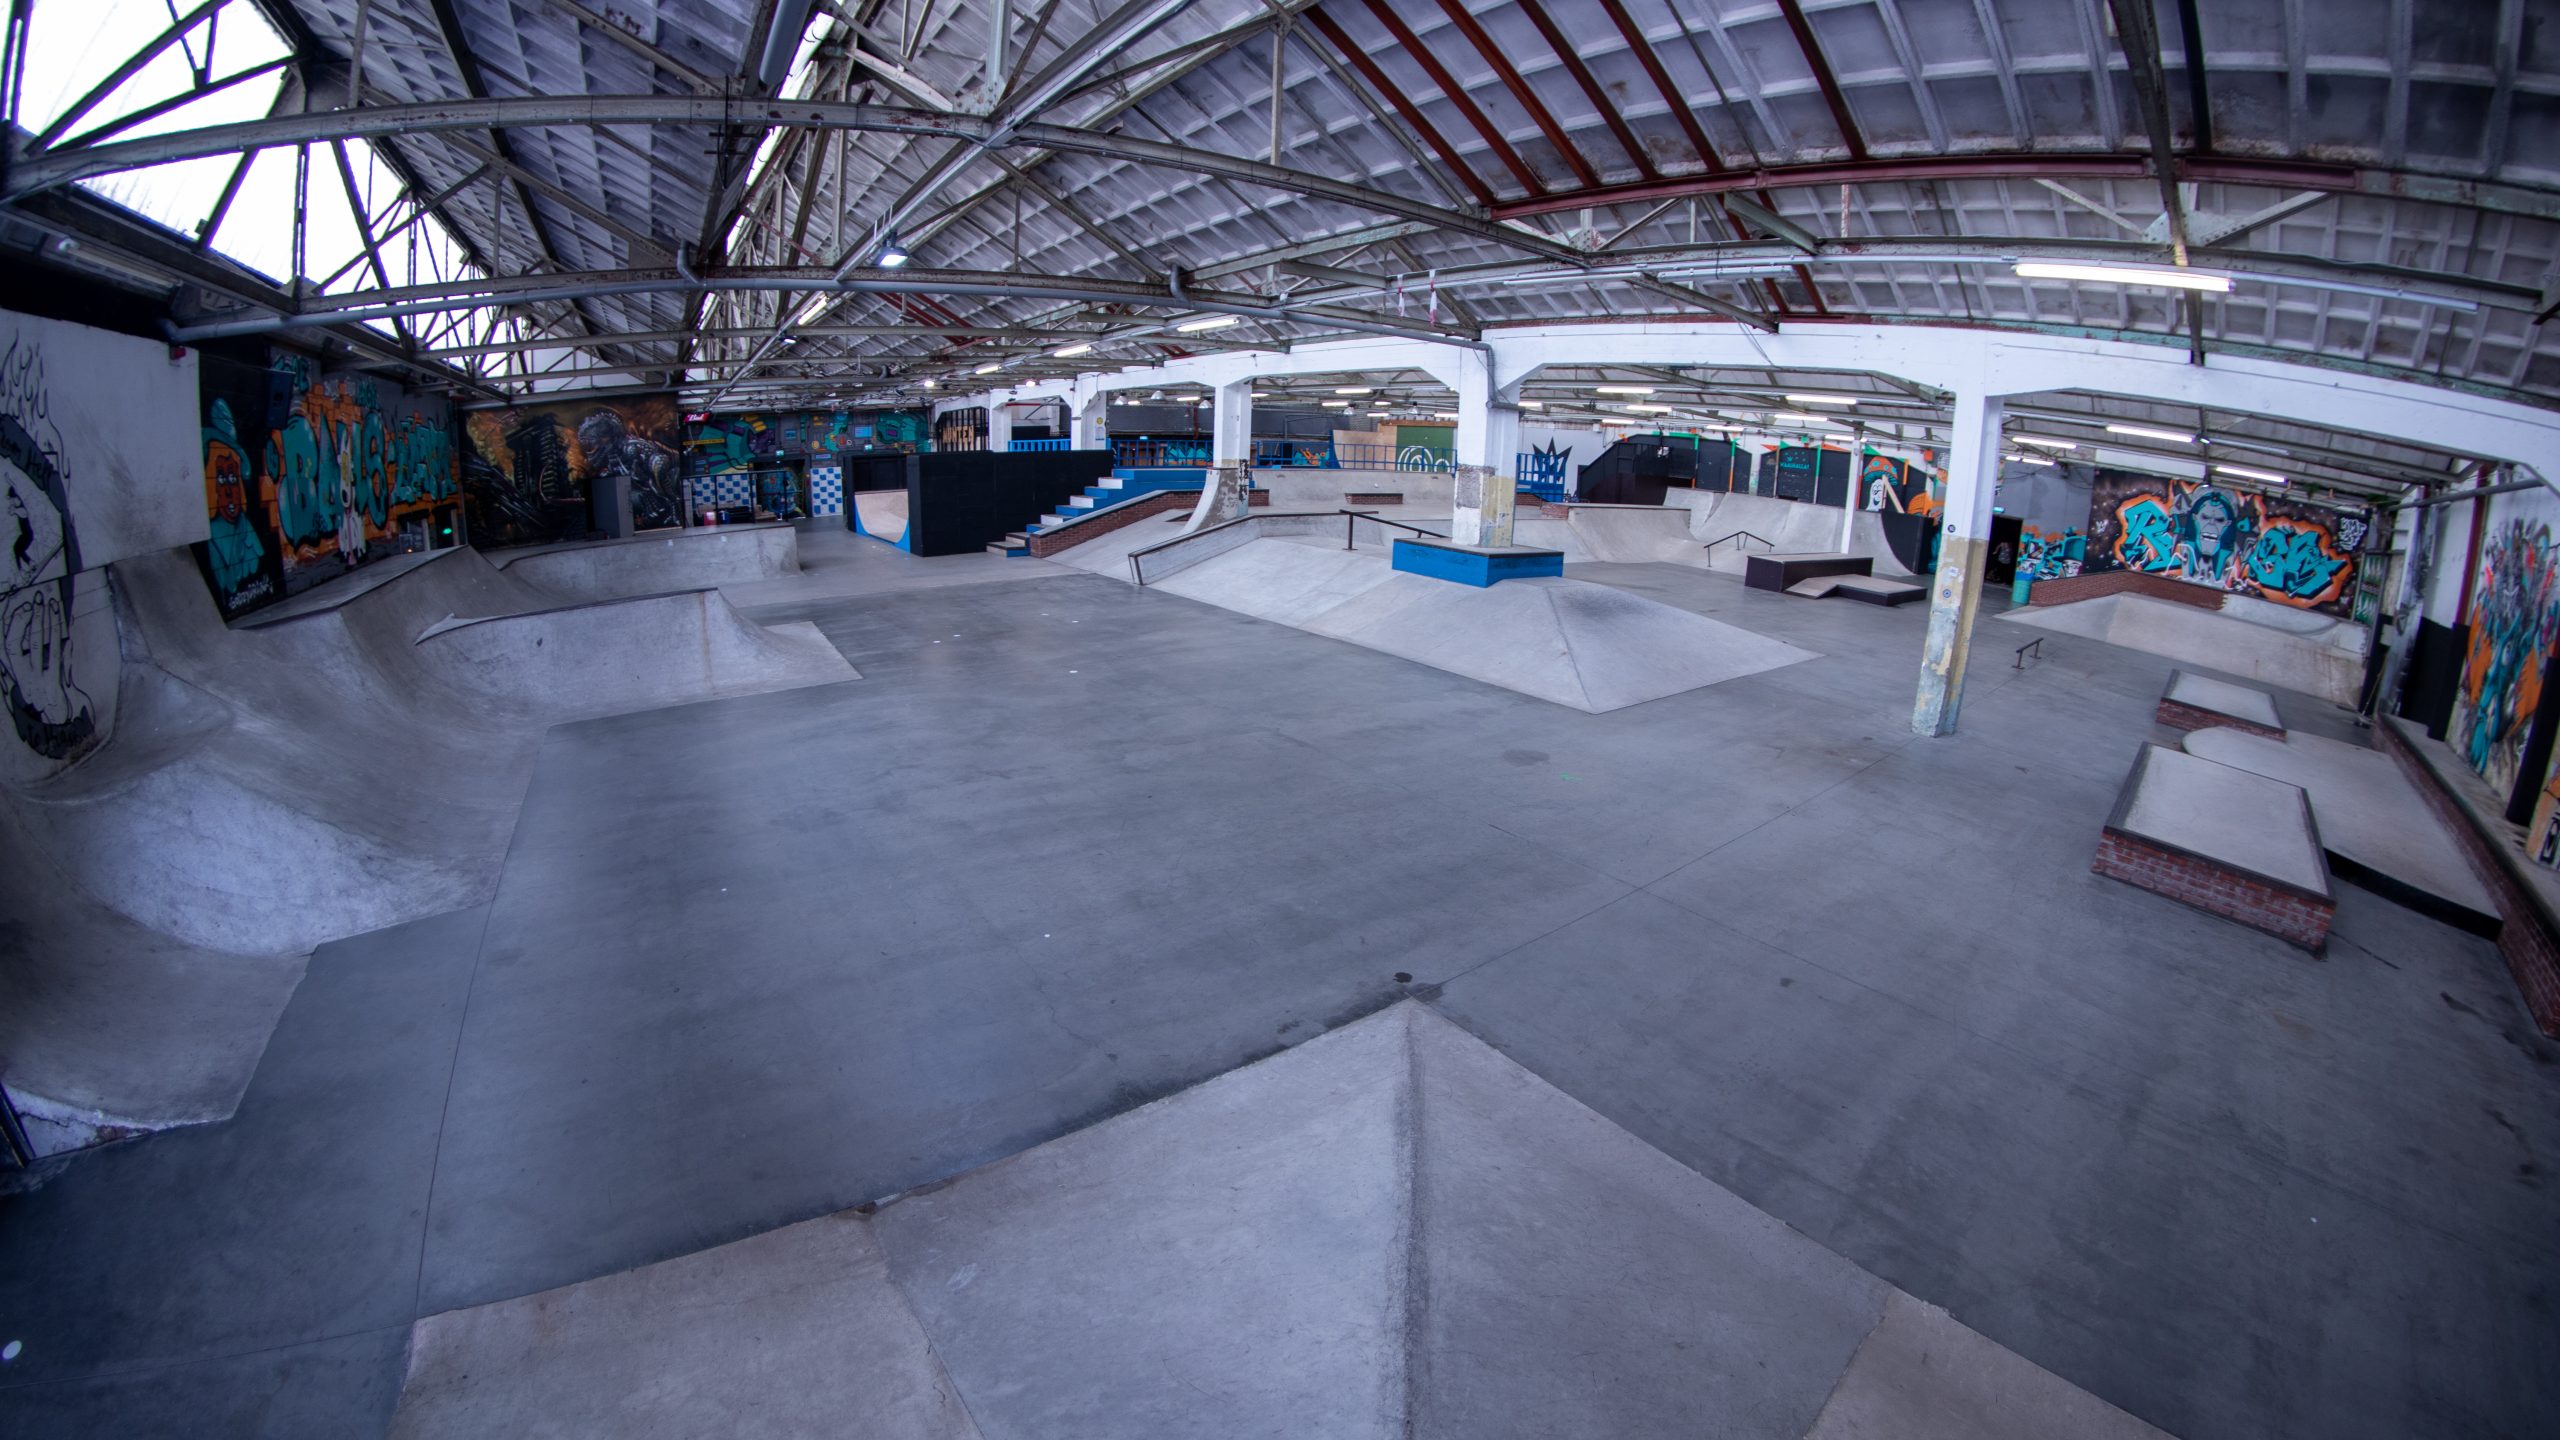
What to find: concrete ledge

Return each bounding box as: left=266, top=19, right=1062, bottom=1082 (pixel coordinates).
left=2094, top=745, right=2333, bottom=952
left=2380, top=717, right=2560, bottom=1035
left=1025, top=489, right=1196, bottom=558
left=1388, top=537, right=1564, bottom=587
left=2156, top=670, right=2286, bottom=739
left=1746, top=552, right=1871, bottom=594
left=1343, top=491, right=1404, bottom=505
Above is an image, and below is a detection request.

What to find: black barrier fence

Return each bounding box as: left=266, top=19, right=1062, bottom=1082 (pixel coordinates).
left=847, top=449, right=1116, bottom=555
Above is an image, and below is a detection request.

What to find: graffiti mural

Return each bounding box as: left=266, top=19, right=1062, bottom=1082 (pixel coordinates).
left=192, top=349, right=461, bottom=616
left=2019, top=525, right=2087, bottom=579
left=686, top=411, right=788, bottom=474
left=1519, top=439, right=1569, bottom=490
left=0, top=331, right=98, bottom=762
left=2451, top=518, right=2560, bottom=796
left=2083, top=471, right=2357, bottom=612
left=464, top=396, right=681, bottom=545
left=1858, top=452, right=1936, bottom=514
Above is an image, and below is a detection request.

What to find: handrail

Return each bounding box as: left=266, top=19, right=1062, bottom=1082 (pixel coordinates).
left=1701, top=529, right=1773, bottom=557
left=2014, top=637, right=2044, bottom=669
left=1341, top=508, right=1445, bottom=550
left=1129, top=509, right=1445, bottom=585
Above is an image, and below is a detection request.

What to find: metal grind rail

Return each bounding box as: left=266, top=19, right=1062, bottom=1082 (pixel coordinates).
left=1128, top=510, right=1447, bottom=586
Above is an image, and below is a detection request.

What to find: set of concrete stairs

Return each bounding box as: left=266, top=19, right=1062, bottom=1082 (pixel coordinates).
left=985, top=466, right=1219, bottom=556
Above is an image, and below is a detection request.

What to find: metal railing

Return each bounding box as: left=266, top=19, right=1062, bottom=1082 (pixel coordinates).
left=1111, top=439, right=1213, bottom=468
left=1700, top=529, right=1773, bottom=557
left=1332, top=442, right=1455, bottom=472
left=1007, top=437, right=1071, bottom=452
left=2014, top=637, right=2044, bottom=669
left=1127, top=509, right=1447, bottom=586
left=1251, top=438, right=1335, bottom=467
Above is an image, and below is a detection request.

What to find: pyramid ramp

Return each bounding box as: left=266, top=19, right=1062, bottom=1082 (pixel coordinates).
left=385, top=1004, right=2173, bottom=1440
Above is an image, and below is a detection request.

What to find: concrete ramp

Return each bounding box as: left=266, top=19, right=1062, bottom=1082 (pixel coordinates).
left=1155, top=538, right=1813, bottom=712
left=1559, top=504, right=1713, bottom=565
left=416, top=591, right=855, bottom=715
left=0, top=545, right=858, bottom=1155
left=494, top=523, right=800, bottom=601
left=1996, top=592, right=2365, bottom=703
left=2182, top=727, right=2498, bottom=933
left=1670, top=492, right=1917, bottom=577
left=385, top=1003, right=2173, bottom=1440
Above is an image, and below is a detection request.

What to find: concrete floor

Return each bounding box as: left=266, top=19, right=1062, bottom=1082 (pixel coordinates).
left=2, top=534, right=2554, bottom=1437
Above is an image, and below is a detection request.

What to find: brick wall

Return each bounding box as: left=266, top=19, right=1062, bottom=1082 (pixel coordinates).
left=1344, top=491, right=1405, bottom=506
left=2093, top=829, right=2335, bottom=951
left=2030, top=569, right=2226, bottom=609
left=2377, top=723, right=2560, bottom=1036
left=2155, top=699, right=2285, bottom=739
left=1025, top=490, right=1195, bottom=559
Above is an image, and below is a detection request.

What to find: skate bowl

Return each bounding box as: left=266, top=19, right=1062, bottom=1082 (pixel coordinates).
left=0, top=543, right=858, bottom=1156
left=493, top=522, right=800, bottom=601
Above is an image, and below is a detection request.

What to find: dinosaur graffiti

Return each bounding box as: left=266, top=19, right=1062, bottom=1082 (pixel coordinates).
left=2452, top=519, right=2560, bottom=795
left=0, top=331, right=97, bottom=760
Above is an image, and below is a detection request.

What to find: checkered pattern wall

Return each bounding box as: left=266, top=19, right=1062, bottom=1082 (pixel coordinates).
left=686, top=475, right=755, bottom=512
left=809, top=465, right=844, bottom=517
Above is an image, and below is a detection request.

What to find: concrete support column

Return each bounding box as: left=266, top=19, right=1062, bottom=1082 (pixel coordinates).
left=1073, top=394, right=1111, bottom=449
left=1452, top=359, right=1522, bottom=547
left=1210, top=378, right=1253, bottom=465
left=1911, top=390, right=2005, bottom=737
left=984, top=394, right=1014, bottom=453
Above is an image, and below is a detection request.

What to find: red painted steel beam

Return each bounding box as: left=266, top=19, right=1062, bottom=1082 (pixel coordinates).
left=1486, top=153, right=2361, bottom=220
left=1772, top=0, right=1869, bottom=161
left=1590, top=0, right=1724, bottom=173
left=1359, top=0, right=1543, bottom=196
left=1514, top=0, right=1658, bottom=182
left=1431, top=0, right=1598, bottom=189
left=1303, top=7, right=1499, bottom=208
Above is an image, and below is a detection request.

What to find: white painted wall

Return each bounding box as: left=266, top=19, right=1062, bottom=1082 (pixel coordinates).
left=0, top=310, right=201, bottom=783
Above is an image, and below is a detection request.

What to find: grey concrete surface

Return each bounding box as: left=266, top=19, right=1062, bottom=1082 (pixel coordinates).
left=1804, top=1291, right=2171, bottom=1440
left=491, top=522, right=800, bottom=600
left=376, top=1003, right=2156, bottom=1439
left=873, top=1004, right=1414, bottom=1440
left=8, top=554, right=2555, bottom=1440
left=0, top=906, right=482, bottom=1431
left=2165, top=669, right=2285, bottom=729
left=2182, top=726, right=2496, bottom=924
left=390, top=1213, right=981, bottom=1440
left=2118, top=744, right=2329, bottom=893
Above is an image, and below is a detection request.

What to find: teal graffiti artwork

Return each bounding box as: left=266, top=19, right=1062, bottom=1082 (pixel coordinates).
left=2242, top=522, right=2351, bottom=607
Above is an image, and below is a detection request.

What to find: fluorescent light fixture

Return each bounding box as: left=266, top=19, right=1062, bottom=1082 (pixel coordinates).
left=877, top=234, right=910, bottom=267
left=1334, top=386, right=1373, bottom=394
left=973, top=362, right=1001, bottom=374
left=2216, top=464, right=2288, bottom=484
left=1625, top=403, right=1675, bottom=413
left=1176, top=315, right=1240, bottom=333
left=2006, top=454, right=2056, bottom=467
left=793, top=295, right=831, bottom=326
left=2015, top=435, right=2078, bottom=449
left=1771, top=412, right=1841, bottom=425
left=1324, top=400, right=1352, bottom=408
left=1517, top=400, right=1544, bottom=409
left=2014, top=261, right=2230, bottom=293
left=1784, top=394, right=1858, bottom=406
left=1434, top=413, right=1460, bottom=421
left=1594, top=385, right=1654, bottom=395
left=1053, top=343, right=1094, bottom=358
left=1251, top=391, right=1271, bottom=398
left=922, top=379, right=936, bottom=390
left=2105, top=423, right=2197, bottom=444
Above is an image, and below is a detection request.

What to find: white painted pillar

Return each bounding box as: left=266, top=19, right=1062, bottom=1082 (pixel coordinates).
left=1912, top=390, right=2004, bottom=736
left=1210, top=378, right=1253, bottom=465
left=983, top=393, right=1014, bottom=452
left=1452, top=360, right=1522, bottom=547
left=1837, top=426, right=1866, bottom=552
left=1073, top=393, right=1111, bottom=449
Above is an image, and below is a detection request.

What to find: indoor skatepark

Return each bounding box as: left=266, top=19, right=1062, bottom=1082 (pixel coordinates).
left=5, top=2, right=2560, bottom=1438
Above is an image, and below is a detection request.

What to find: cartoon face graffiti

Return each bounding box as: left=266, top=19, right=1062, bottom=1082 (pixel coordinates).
left=2453, top=519, right=2560, bottom=791
left=2187, top=489, right=2245, bottom=574
left=0, top=338, right=97, bottom=760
